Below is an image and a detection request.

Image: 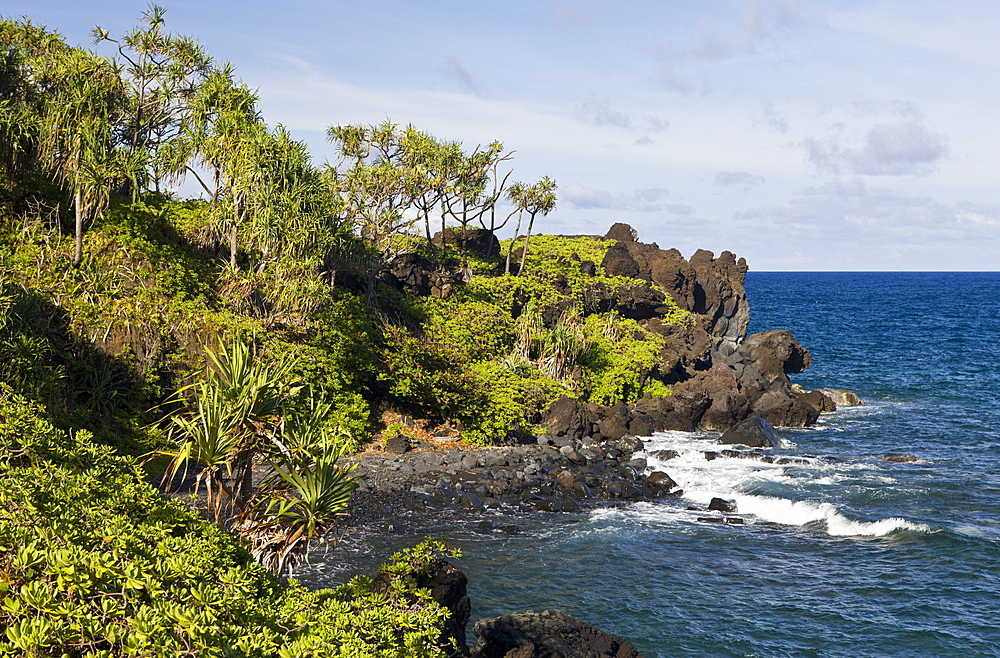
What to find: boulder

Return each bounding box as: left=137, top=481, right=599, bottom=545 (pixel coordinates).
left=708, top=497, right=737, bottom=513
left=556, top=469, right=576, bottom=490
left=433, top=226, right=502, bottom=258
left=645, top=471, right=678, bottom=494
left=598, top=403, right=632, bottom=441
left=819, top=388, right=864, bottom=406
left=718, top=415, right=781, bottom=448
left=470, top=609, right=644, bottom=658
left=543, top=396, right=593, bottom=438
left=605, top=222, right=638, bottom=243
left=795, top=389, right=837, bottom=413
left=730, top=330, right=812, bottom=383
left=752, top=390, right=820, bottom=428
left=384, top=434, right=411, bottom=455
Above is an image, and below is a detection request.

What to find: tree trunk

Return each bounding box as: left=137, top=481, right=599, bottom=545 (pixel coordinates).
left=230, top=224, right=238, bottom=269
left=73, top=188, right=84, bottom=268
left=518, top=212, right=537, bottom=276
left=230, top=201, right=242, bottom=270
left=504, top=212, right=523, bottom=275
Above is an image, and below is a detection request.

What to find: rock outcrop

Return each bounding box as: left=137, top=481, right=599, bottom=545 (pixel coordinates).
left=470, top=609, right=644, bottom=658
left=372, top=558, right=471, bottom=655
left=601, top=223, right=749, bottom=353
left=719, top=415, right=781, bottom=448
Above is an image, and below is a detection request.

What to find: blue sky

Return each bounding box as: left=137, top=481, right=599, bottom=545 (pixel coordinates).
left=9, top=1, right=1000, bottom=270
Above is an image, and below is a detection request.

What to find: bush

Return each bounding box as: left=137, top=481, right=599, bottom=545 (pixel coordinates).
left=580, top=313, right=670, bottom=405
left=0, top=387, right=454, bottom=657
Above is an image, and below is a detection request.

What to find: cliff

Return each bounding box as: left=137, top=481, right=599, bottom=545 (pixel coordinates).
left=540, top=222, right=826, bottom=439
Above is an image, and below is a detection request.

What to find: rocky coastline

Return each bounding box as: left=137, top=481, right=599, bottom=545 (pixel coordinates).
left=340, top=223, right=865, bottom=656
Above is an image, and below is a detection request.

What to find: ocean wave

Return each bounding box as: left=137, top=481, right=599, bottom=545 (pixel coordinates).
left=732, top=494, right=929, bottom=537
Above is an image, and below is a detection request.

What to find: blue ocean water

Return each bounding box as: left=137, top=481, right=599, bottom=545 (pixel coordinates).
left=304, top=272, right=1000, bottom=657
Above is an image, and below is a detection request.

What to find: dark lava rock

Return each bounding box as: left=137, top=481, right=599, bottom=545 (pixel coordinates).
left=373, top=558, right=470, bottom=655
left=543, top=396, right=595, bottom=438
left=605, top=222, right=639, bottom=243
left=752, top=389, right=820, bottom=428
left=719, top=415, right=781, bottom=448
left=384, top=434, right=412, bottom=455
left=470, top=608, right=644, bottom=658
left=733, top=330, right=812, bottom=382
left=645, top=471, right=678, bottom=495
left=433, top=226, right=501, bottom=259
left=795, top=389, right=837, bottom=413
left=708, top=497, right=738, bottom=513
left=461, top=493, right=486, bottom=512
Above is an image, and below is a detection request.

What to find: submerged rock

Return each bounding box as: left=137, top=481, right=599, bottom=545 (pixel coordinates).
left=884, top=453, right=921, bottom=463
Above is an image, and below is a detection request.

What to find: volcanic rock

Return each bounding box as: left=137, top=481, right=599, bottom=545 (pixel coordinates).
left=719, top=414, right=781, bottom=448
left=819, top=388, right=864, bottom=406
left=752, top=390, right=820, bottom=428
left=470, top=609, right=644, bottom=658
left=708, top=497, right=738, bottom=513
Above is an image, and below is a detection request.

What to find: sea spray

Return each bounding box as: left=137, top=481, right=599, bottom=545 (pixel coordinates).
left=642, top=430, right=930, bottom=538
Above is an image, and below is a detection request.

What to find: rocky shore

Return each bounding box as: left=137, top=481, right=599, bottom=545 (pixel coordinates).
left=337, top=224, right=869, bottom=656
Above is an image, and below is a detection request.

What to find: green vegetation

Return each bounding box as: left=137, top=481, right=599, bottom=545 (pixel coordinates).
left=0, top=7, right=700, bottom=653
left=0, top=389, right=459, bottom=656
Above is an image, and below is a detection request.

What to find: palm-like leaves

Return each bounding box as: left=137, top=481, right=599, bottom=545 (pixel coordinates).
left=159, top=338, right=358, bottom=576
left=244, top=455, right=358, bottom=576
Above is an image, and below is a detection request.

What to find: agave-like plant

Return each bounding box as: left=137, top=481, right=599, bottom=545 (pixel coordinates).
left=159, top=337, right=301, bottom=520
left=160, top=382, right=242, bottom=521
left=241, top=454, right=358, bottom=576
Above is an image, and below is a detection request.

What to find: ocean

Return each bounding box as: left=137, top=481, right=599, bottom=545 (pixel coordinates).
left=302, top=271, right=1000, bottom=657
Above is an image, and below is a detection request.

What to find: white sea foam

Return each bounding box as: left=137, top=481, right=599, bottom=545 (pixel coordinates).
left=639, top=431, right=929, bottom=537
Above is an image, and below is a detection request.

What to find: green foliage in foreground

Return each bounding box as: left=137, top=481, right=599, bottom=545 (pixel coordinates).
left=0, top=388, right=453, bottom=657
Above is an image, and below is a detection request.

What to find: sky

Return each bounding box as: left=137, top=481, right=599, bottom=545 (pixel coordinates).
left=9, top=0, right=1000, bottom=270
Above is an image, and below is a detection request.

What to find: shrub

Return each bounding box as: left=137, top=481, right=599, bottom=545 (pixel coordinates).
left=0, top=387, right=454, bottom=657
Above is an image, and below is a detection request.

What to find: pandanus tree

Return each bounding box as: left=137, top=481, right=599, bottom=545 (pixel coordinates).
left=0, top=19, right=67, bottom=180
left=327, top=120, right=421, bottom=306
left=160, top=338, right=358, bottom=575
left=504, top=176, right=558, bottom=275
left=1, top=20, right=144, bottom=265
left=440, top=140, right=513, bottom=272
left=37, top=48, right=146, bottom=267
left=92, top=3, right=212, bottom=192
left=173, top=65, right=264, bottom=268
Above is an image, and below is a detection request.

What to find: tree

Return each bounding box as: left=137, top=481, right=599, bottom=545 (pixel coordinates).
left=504, top=176, right=557, bottom=275
left=439, top=140, right=513, bottom=272
left=175, top=65, right=263, bottom=268
left=37, top=48, right=145, bottom=266
left=160, top=338, right=358, bottom=575
left=92, top=3, right=212, bottom=192
left=326, top=120, right=420, bottom=305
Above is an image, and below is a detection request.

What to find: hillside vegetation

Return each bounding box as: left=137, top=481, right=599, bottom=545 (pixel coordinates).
left=0, top=8, right=697, bottom=655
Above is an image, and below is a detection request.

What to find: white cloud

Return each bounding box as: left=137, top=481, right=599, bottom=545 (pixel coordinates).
left=804, top=120, right=947, bottom=177
left=563, top=183, right=615, bottom=209
left=578, top=96, right=633, bottom=129
left=715, top=171, right=765, bottom=187
left=738, top=179, right=1000, bottom=245
left=752, top=101, right=789, bottom=134
left=563, top=184, right=671, bottom=212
